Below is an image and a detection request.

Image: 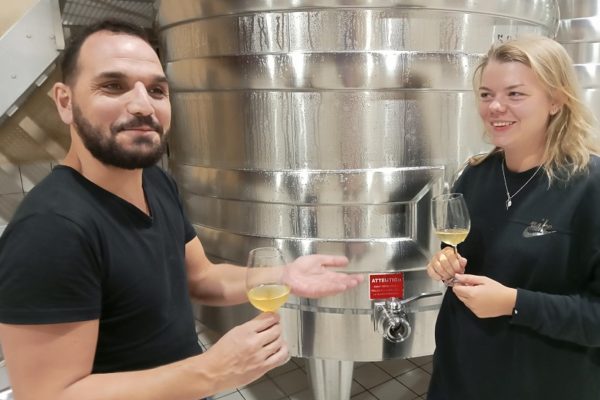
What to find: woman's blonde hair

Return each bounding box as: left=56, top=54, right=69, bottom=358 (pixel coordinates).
left=471, top=35, right=599, bottom=183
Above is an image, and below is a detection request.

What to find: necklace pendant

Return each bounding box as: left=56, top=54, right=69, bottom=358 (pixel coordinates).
left=506, top=198, right=512, bottom=209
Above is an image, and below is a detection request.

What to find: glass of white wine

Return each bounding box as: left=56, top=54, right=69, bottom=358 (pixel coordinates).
left=431, top=193, right=470, bottom=286
left=246, top=247, right=291, bottom=312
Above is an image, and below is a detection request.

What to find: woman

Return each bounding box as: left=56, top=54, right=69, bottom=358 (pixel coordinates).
left=426, top=36, right=600, bottom=399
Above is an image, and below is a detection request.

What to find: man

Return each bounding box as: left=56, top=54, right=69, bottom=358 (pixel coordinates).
left=0, top=20, right=362, bottom=400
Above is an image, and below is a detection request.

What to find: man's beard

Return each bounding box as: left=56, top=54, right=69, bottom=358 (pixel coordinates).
left=72, top=105, right=167, bottom=170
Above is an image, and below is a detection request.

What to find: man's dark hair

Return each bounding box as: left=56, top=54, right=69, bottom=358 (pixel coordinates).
left=61, top=19, right=151, bottom=85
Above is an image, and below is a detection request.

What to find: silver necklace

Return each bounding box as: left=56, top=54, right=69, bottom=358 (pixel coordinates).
left=501, top=161, right=543, bottom=210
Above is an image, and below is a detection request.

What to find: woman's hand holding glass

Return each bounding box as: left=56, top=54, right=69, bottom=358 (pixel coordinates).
left=430, top=193, right=470, bottom=286
left=427, top=246, right=468, bottom=286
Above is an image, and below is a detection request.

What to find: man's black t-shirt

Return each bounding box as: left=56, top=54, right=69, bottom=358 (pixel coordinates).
left=0, top=165, right=202, bottom=372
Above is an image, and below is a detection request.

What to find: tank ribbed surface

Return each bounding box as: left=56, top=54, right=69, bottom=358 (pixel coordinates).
left=158, top=0, right=559, bottom=360
left=557, top=0, right=600, bottom=124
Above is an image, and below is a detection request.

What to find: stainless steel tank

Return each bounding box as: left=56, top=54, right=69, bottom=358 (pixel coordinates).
left=157, top=1, right=559, bottom=399
left=557, top=0, right=600, bottom=124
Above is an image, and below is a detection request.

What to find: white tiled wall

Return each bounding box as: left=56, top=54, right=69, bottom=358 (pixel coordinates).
left=0, top=161, right=52, bottom=226
left=0, top=162, right=52, bottom=223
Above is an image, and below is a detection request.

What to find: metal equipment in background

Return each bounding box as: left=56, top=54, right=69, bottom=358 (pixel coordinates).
left=158, top=1, right=559, bottom=399
left=557, top=0, right=600, bottom=126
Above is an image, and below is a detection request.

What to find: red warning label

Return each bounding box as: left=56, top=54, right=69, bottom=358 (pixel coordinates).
left=369, top=273, right=404, bottom=300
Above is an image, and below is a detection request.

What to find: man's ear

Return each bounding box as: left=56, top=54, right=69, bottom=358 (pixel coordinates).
left=52, top=82, right=73, bottom=124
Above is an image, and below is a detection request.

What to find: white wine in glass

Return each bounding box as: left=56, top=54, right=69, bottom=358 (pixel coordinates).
left=431, top=193, right=471, bottom=286
left=246, top=247, right=291, bottom=312
left=435, top=228, right=469, bottom=247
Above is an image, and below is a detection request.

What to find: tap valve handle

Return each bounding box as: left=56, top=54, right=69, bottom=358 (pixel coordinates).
left=372, top=291, right=442, bottom=343
left=399, top=290, right=443, bottom=306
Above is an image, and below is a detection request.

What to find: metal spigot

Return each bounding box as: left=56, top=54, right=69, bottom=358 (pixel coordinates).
left=372, top=291, right=442, bottom=343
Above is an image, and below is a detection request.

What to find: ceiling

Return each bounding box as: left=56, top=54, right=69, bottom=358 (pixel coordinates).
left=61, top=0, right=156, bottom=28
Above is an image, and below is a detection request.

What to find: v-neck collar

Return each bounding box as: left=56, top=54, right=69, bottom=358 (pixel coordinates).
left=54, top=165, right=154, bottom=222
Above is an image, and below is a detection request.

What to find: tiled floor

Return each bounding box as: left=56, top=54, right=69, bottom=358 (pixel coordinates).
left=196, top=323, right=432, bottom=400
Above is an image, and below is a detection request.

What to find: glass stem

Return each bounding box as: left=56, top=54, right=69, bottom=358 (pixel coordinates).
left=443, top=245, right=458, bottom=287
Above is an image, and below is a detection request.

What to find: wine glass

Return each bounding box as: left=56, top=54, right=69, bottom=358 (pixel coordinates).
left=431, top=193, right=470, bottom=286
left=246, top=247, right=291, bottom=312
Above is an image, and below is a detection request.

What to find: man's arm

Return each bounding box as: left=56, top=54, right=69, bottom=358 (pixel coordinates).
left=0, top=314, right=287, bottom=400
left=184, top=237, right=249, bottom=305
left=184, top=237, right=364, bottom=306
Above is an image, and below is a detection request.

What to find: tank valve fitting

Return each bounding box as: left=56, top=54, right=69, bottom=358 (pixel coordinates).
left=372, top=291, right=443, bottom=343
